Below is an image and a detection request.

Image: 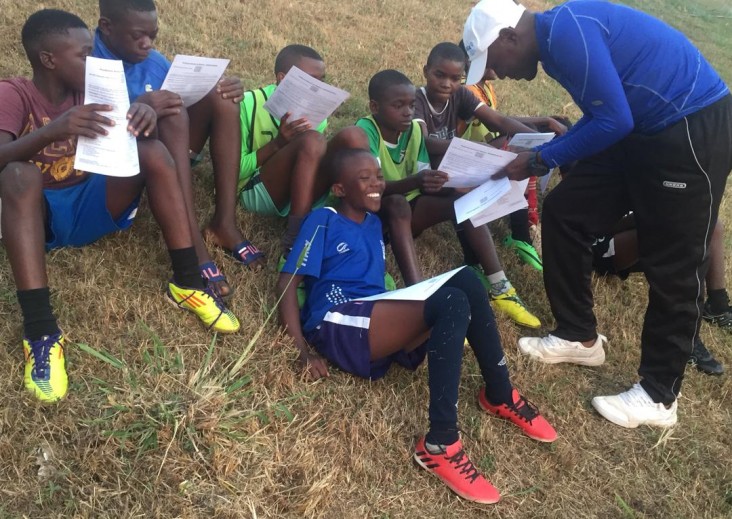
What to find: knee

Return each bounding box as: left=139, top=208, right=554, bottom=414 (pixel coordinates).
left=294, top=130, right=327, bottom=158
left=425, top=287, right=470, bottom=324
left=330, top=126, right=369, bottom=150
left=157, top=107, right=190, bottom=134
left=0, top=162, right=43, bottom=202
left=380, top=195, right=412, bottom=222
left=204, top=88, right=240, bottom=117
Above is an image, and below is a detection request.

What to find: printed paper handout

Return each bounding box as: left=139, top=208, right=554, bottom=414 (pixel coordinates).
left=263, top=66, right=350, bottom=127
left=441, top=138, right=517, bottom=189
left=160, top=54, right=230, bottom=107
left=74, top=57, right=139, bottom=177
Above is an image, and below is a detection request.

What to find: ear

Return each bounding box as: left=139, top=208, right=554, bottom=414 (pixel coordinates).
left=98, top=16, right=113, bottom=37
left=422, top=64, right=429, bottom=80
left=497, top=27, right=519, bottom=45
left=39, top=50, right=55, bottom=70
left=368, top=99, right=379, bottom=115
left=275, top=71, right=286, bottom=85
left=331, top=181, right=346, bottom=198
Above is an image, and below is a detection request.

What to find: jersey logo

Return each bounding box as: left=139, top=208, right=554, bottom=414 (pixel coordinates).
left=336, top=242, right=350, bottom=254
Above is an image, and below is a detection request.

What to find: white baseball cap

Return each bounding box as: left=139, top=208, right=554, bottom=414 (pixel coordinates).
left=463, top=0, right=526, bottom=85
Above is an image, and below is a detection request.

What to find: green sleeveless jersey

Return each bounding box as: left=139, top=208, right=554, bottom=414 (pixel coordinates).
left=355, top=116, right=430, bottom=201
left=239, top=83, right=328, bottom=186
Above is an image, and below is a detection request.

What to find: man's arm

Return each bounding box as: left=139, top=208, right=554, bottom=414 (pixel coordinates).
left=536, top=8, right=634, bottom=168
left=474, top=105, right=536, bottom=136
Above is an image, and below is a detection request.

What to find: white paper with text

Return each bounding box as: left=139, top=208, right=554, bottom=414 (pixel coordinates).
left=160, top=54, right=230, bottom=107
left=263, top=66, right=349, bottom=127
left=74, top=57, right=139, bottom=177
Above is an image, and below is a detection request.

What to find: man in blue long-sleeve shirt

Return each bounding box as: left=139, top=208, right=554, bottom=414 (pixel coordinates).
left=463, top=0, right=732, bottom=428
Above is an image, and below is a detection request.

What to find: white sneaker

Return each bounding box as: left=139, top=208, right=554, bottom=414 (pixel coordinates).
left=591, top=383, right=678, bottom=429
left=517, top=334, right=607, bottom=366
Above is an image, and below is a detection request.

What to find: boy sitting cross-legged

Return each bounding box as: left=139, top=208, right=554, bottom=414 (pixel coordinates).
left=93, top=0, right=263, bottom=298
left=277, top=148, right=556, bottom=504
left=0, top=9, right=238, bottom=403
left=354, top=69, right=541, bottom=328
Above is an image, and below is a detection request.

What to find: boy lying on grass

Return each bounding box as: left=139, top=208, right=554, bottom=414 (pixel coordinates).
left=276, top=147, right=556, bottom=504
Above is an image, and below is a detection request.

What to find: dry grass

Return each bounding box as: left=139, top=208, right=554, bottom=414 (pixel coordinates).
left=1, top=0, right=731, bottom=517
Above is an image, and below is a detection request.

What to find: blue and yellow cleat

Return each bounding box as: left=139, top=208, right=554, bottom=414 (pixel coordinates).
left=167, top=281, right=240, bottom=334
left=23, top=333, right=68, bottom=403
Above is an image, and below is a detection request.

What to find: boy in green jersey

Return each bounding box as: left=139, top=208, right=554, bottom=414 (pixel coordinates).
left=354, top=70, right=541, bottom=328
left=206, top=44, right=362, bottom=258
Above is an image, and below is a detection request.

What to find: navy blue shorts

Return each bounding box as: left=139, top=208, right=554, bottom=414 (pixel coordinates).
left=305, top=300, right=427, bottom=380
left=44, top=174, right=139, bottom=251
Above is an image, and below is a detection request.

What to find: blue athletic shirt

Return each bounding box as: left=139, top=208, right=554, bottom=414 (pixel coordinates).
left=534, top=1, right=729, bottom=168
left=92, top=29, right=172, bottom=103
left=281, top=207, right=386, bottom=333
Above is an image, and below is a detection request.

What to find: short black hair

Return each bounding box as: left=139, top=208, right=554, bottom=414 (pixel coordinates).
left=274, top=44, right=323, bottom=75
left=329, top=148, right=376, bottom=185
left=367, top=70, right=413, bottom=102
left=21, top=9, right=88, bottom=64
left=426, top=42, right=468, bottom=67
left=99, top=0, right=157, bottom=22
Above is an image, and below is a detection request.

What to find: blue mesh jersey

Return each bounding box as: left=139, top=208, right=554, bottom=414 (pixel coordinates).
left=92, top=29, right=171, bottom=103
left=281, top=207, right=386, bottom=332
left=534, top=1, right=729, bottom=168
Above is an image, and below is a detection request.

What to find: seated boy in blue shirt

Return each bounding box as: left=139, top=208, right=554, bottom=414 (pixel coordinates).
left=93, top=0, right=262, bottom=298
left=0, top=9, right=239, bottom=403
left=354, top=70, right=541, bottom=328
left=277, top=148, right=556, bottom=504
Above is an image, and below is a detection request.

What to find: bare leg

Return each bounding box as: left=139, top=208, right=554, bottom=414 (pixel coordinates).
left=379, top=195, right=423, bottom=285
left=411, top=194, right=503, bottom=275
left=0, top=163, right=48, bottom=290
left=707, top=220, right=726, bottom=291
left=188, top=90, right=253, bottom=257
left=107, top=139, right=193, bottom=251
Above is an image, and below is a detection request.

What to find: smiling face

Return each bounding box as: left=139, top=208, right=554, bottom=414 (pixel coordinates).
left=485, top=28, right=539, bottom=81
left=332, top=153, right=385, bottom=218
left=370, top=83, right=416, bottom=136
left=98, top=8, right=158, bottom=63
left=423, top=58, right=465, bottom=105
left=48, top=27, right=93, bottom=93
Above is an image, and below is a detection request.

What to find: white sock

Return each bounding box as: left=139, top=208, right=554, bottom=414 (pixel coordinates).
left=487, top=271, right=512, bottom=296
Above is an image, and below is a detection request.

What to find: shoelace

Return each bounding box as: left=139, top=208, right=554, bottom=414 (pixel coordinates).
left=29, top=335, right=57, bottom=378
left=174, top=286, right=227, bottom=330
left=446, top=449, right=480, bottom=483
left=507, top=394, right=540, bottom=424
left=617, top=383, right=656, bottom=407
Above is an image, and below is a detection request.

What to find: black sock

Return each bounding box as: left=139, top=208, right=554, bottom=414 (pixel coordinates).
left=707, top=288, right=730, bottom=313
left=447, top=268, right=514, bottom=406
left=18, top=288, right=60, bottom=341
left=423, top=285, right=470, bottom=446
left=169, top=247, right=205, bottom=289
left=282, top=215, right=305, bottom=254
left=455, top=223, right=480, bottom=266
left=509, top=208, right=532, bottom=244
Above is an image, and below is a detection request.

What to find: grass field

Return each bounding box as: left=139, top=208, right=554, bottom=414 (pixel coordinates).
left=1, top=0, right=731, bottom=517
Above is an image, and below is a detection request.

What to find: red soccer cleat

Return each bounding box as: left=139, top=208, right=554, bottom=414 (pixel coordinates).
left=414, top=437, right=501, bottom=504
left=478, top=388, right=558, bottom=443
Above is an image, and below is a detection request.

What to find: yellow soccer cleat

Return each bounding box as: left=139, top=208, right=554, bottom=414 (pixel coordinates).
left=23, top=333, right=68, bottom=403
left=491, top=288, right=541, bottom=329
left=167, top=281, right=240, bottom=334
